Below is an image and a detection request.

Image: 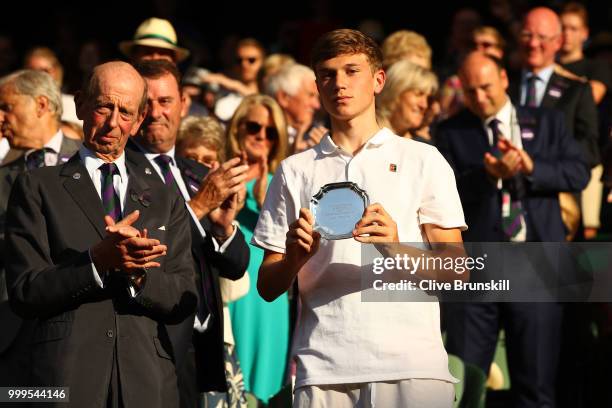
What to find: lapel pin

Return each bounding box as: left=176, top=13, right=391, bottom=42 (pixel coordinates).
left=72, top=173, right=81, bottom=180
left=145, top=167, right=152, bottom=175
left=389, top=163, right=397, bottom=172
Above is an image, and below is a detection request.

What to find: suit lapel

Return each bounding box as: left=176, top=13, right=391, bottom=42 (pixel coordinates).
left=5, top=157, right=25, bottom=186
left=516, top=107, right=540, bottom=153
left=175, top=157, right=203, bottom=199
left=61, top=155, right=107, bottom=239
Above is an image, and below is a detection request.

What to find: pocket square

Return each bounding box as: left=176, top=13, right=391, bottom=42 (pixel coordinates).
left=158, top=225, right=166, bottom=231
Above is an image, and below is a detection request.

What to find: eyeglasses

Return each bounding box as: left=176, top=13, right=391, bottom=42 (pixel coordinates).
left=519, top=32, right=559, bottom=43
left=236, top=56, right=259, bottom=65
left=473, top=40, right=499, bottom=50
left=244, top=121, right=278, bottom=141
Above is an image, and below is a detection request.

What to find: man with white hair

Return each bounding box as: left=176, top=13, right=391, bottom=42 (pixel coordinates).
left=265, top=63, right=327, bottom=153
left=0, top=69, right=80, bottom=386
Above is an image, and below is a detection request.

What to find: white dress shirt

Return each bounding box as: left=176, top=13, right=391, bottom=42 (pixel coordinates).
left=0, top=138, right=10, bottom=163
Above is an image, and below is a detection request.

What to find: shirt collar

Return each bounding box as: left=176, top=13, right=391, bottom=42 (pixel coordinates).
left=484, top=97, right=512, bottom=128
left=318, top=127, right=392, bottom=156
left=79, top=144, right=128, bottom=181
left=25, top=129, right=63, bottom=157
left=522, top=64, right=555, bottom=84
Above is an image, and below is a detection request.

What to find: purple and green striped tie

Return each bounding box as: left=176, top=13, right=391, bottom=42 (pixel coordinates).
left=100, top=163, right=121, bottom=222
left=154, top=154, right=180, bottom=195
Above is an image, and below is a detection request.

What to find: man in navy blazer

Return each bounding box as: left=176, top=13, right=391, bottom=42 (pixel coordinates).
left=436, top=52, right=589, bottom=407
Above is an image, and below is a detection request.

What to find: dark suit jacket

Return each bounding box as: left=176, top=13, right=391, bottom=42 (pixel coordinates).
left=436, top=106, right=590, bottom=242
left=0, top=135, right=80, bottom=386
left=509, top=71, right=600, bottom=168
left=125, top=141, right=249, bottom=406
left=4, top=149, right=197, bottom=407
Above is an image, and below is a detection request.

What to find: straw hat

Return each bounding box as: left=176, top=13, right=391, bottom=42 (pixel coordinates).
left=119, top=18, right=190, bottom=62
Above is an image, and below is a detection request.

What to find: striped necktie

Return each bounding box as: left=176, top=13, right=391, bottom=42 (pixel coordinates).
left=26, top=148, right=48, bottom=170
left=154, top=154, right=181, bottom=195
left=99, top=163, right=122, bottom=222
left=525, top=75, right=539, bottom=107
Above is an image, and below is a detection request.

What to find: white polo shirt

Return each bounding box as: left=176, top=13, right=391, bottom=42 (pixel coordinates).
left=253, top=127, right=467, bottom=388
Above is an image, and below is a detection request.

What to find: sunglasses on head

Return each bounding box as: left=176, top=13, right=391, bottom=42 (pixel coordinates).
left=236, top=56, right=259, bottom=65
left=244, top=121, right=278, bottom=141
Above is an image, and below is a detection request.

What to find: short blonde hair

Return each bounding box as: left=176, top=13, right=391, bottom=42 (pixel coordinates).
left=382, top=30, right=432, bottom=69
left=376, top=60, right=438, bottom=127
left=226, top=94, right=288, bottom=173
left=177, top=115, right=226, bottom=162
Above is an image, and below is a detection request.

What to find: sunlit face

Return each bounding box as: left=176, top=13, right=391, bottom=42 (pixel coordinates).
left=77, top=67, right=145, bottom=160
left=561, top=13, right=588, bottom=54
left=315, top=53, right=385, bottom=122
left=460, top=56, right=509, bottom=119
left=519, top=11, right=562, bottom=71
left=139, top=73, right=187, bottom=153
left=390, top=89, right=430, bottom=134
left=282, top=78, right=320, bottom=128
left=0, top=84, right=40, bottom=149
left=236, top=45, right=263, bottom=84
left=179, top=144, right=219, bottom=168
left=239, top=104, right=277, bottom=162
left=24, top=55, right=61, bottom=84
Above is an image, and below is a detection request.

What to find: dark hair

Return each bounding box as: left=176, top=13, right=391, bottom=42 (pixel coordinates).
left=133, top=59, right=182, bottom=87
left=310, top=29, right=383, bottom=73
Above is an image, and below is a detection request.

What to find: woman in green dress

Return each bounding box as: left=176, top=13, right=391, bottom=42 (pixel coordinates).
left=226, top=94, right=289, bottom=403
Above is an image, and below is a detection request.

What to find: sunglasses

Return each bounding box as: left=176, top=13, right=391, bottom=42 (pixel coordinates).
left=244, top=121, right=278, bottom=141
left=236, top=56, right=259, bottom=65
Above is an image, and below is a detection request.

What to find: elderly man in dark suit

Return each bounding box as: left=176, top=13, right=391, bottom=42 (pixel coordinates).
left=4, top=61, right=197, bottom=407
left=437, top=52, right=589, bottom=407
left=0, top=69, right=80, bottom=387
left=129, top=59, right=249, bottom=408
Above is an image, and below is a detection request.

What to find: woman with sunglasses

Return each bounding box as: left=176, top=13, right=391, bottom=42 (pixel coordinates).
left=226, top=94, right=290, bottom=404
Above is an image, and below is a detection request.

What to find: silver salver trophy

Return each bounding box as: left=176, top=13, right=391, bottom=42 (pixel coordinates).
left=310, top=181, right=369, bottom=240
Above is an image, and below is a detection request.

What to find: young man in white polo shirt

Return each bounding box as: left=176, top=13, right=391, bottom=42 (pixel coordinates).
left=253, top=29, right=467, bottom=407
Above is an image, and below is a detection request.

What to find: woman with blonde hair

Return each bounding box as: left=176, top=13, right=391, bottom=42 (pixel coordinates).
left=376, top=60, right=439, bottom=143
left=226, top=94, right=290, bottom=404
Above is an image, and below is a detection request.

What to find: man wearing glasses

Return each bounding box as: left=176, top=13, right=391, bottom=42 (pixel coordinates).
left=510, top=7, right=599, bottom=171
left=509, top=7, right=600, bottom=406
